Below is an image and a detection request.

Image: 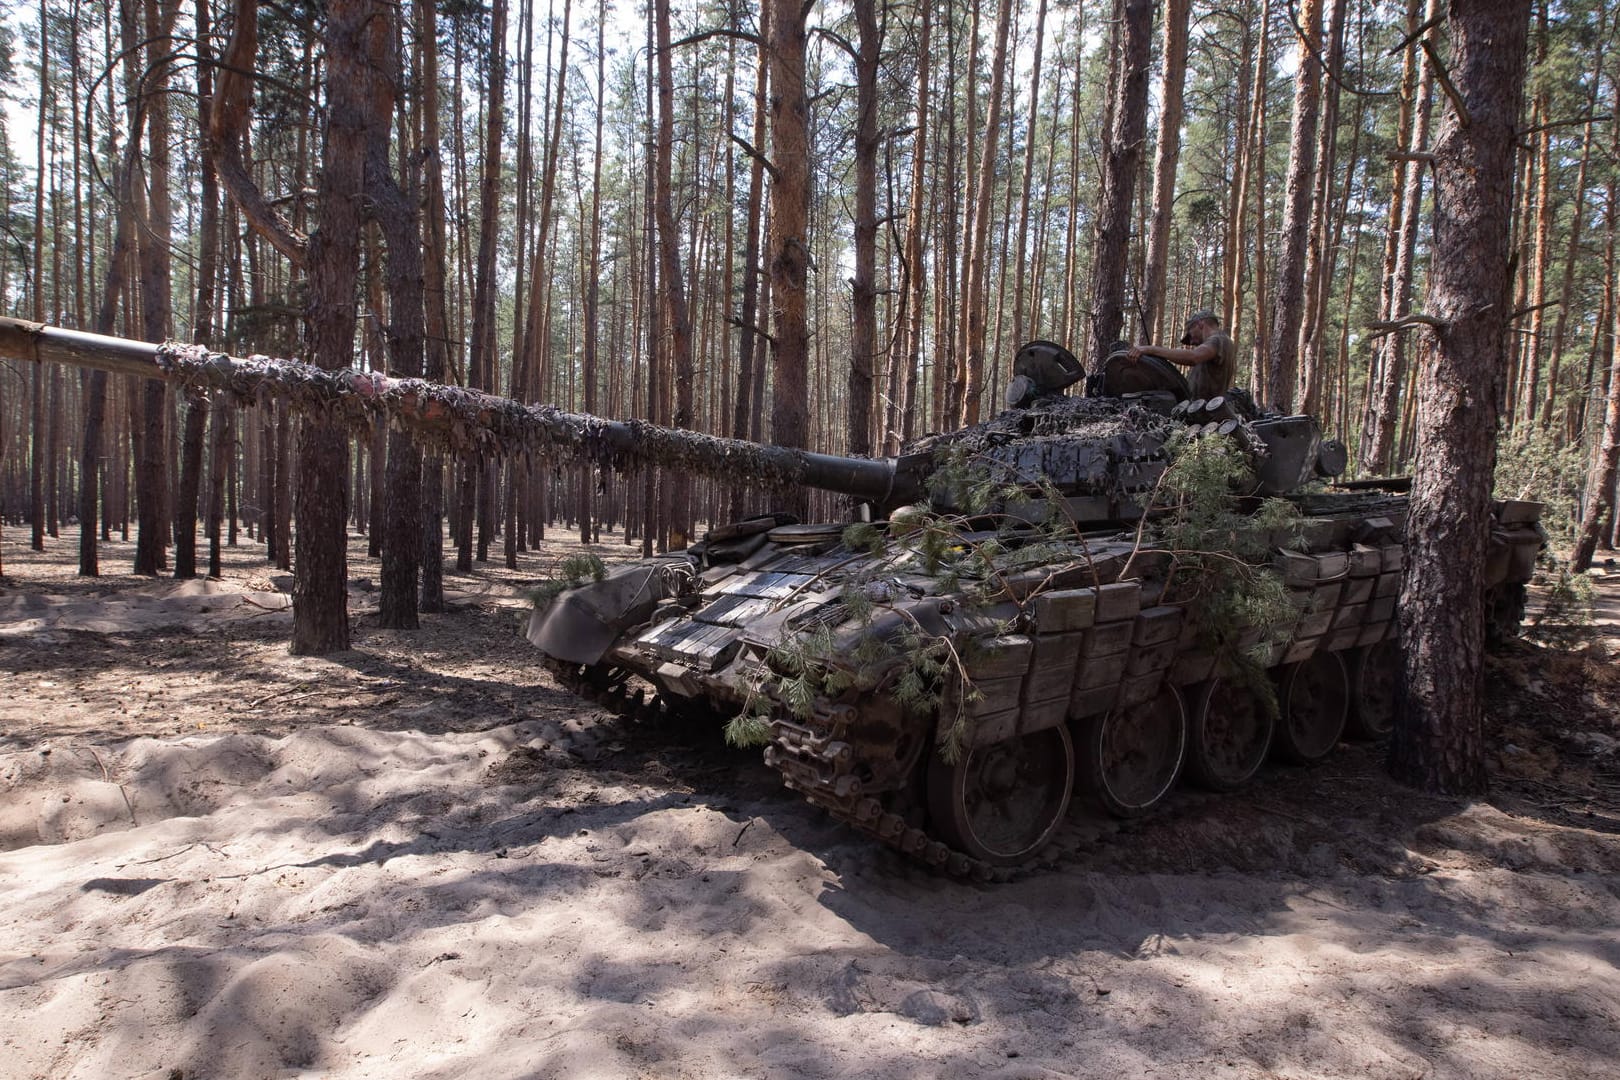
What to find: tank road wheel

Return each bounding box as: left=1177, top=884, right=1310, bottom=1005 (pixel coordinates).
left=1186, top=678, right=1274, bottom=792
left=1346, top=639, right=1401, bottom=740
left=1078, top=686, right=1187, bottom=818
left=1272, top=651, right=1349, bottom=765
left=927, top=726, right=1075, bottom=866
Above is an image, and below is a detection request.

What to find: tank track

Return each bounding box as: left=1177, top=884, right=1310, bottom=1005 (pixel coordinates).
left=543, top=654, right=1207, bottom=883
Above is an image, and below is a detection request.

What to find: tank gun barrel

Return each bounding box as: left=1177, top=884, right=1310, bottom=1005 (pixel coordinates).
left=0, top=317, right=921, bottom=504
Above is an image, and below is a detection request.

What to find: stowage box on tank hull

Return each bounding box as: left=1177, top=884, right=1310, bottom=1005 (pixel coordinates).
left=530, top=342, right=1544, bottom=880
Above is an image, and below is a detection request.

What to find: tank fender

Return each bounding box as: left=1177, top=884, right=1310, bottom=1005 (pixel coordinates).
left=525, top=558, right=687, bottom=665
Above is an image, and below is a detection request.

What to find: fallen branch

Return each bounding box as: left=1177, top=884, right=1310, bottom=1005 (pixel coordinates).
left=73, top=745, right=136, bottom=825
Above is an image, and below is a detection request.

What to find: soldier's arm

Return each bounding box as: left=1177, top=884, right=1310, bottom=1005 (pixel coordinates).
left=1130, top=342, right=1218, bottom=367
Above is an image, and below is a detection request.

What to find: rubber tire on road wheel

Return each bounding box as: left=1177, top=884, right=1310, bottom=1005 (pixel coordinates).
left=1346, top=638, right=1400, bottom=739
left=927, top=725, right=1075, bottom=866
left=1271, top=650, right=1349, bottom=765
left=1185, top=677, right=1273, bottom=792
left=1078, top=686, right=1186, bottom=818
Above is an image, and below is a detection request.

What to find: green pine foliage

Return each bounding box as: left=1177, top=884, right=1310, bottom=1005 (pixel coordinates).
left=1495, top=426, right=1588, bottom=544
left=527, top=552, right=608, bottom=609
left=1149, top=434, right=1304, bottom=717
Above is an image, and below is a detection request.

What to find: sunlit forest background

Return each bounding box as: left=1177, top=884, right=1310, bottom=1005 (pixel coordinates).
left=0, top=0, right=1614, bottom=568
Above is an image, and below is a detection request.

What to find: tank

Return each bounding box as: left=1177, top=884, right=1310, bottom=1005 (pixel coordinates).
left=0, top=318, right=1541, bottom=880
left=529, top=340, right=1546, bottom=880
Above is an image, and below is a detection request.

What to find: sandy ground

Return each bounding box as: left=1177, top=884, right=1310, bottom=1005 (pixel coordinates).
left=1, top=529, right=1618, bottom=1080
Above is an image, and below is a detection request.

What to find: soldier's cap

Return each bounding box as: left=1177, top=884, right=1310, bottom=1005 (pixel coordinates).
left=1180, top=309, right=1220, bottom=345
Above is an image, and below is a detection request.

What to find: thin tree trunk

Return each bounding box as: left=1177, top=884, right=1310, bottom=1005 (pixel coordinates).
left=416, top=0, right=450, bottom=612
left=370, top=7, right=424, bottom=629
left=1008, top=0, right=1049, bottom=348
left=1539, top=23, right=1605, bottom=431
left=1141, top=0, right=1189, bottom=343
left=1263, top=0, right=1322, bottom=410
left=888, top=0, right=930, bottom=457
left=954, top=0, right=1013, bottom=425
left=846, top=0, right=880, bottom=455
left=1573, top=74, right=1620, bottom=571
left=654, top=0, right=693, bottom=545
left=462, top=0, right=507, bottom=572
left=579, top=0, right=606, bottom=544
left=1295, top=0, right=1347, bottom=415
left=168, top=393, right=204, bottom=579
left=30, top=0, right=49, bottom=553
left=730, top=0, right=769, bottom=464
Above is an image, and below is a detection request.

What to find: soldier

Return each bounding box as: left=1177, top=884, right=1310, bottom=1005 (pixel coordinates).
left=1127, top=308, right=1236, bottom=400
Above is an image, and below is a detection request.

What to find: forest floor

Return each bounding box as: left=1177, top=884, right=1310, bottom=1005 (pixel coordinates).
left=0, top=528, right=1617, bottom=1080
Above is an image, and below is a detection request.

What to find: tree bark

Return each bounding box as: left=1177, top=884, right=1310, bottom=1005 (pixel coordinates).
left=294, top=0, right=392, bottom=655
left=654, top=0, right=693, bottom=545
left=1574, top=79, right=1620, bottom=572
left=416, top=0, right=451, bottom=613
left=731, top=0, right=769, bottom=464
left=957, top=0, right=1014, bottom=425
left=1360, top=0, right=1438, bottom=474
left=130, top=0, right=182, bottom=576
left=846, top=0, right=880, bottom=455
left=1140, top=0, right=1190, bottom=343
left=767, top=0, right=811, bottom=463
left=1390, top=0, right=1531, bottom=795
left=579, top=0, right=607, bottom=543
left=1263, top=0, right=1322, bottom=411
left=462, top=0, right=507, bottom=573
left=367, top=2, right=423, bottom=630
left=887, top=0, right=930, bottom=457
left=1087, top=0, right=1153, bottom=369
left=173, top=398, right=207, bottom=578
left=1575, top=280, right=1620, bottom=571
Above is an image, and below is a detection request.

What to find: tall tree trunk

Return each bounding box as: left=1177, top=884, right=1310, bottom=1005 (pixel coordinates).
left=369, top=3, right=423, bottom=630
left=1573, top=74, right=1620, bottom=572
left=1263, top=0, right=1322, bottom=410
left=846, top=0, right=880, bottom=455
left=1391, top=0, right=1531, bottom=795
left=579, top=0, right=606, bottom=543
left=130, top=0, right=181, bottom=575
left=957, top=0, right=1014, bottom=426
left=1086, top=0, right=1152, bottom=369
left=730, top=0, right=769, bottom=471
left=1575, top=285, right=1620, bottom=572
left=176, top=0, right=223, bottom=579
left=1140, top=0, right=1189, bottom=343
left=461, top=0, right=507, bottom=572
left=888, top=0, right=930, bottom=457
left=78, top=3, right=122, bottom=576
left=1295, top=0, right=1347, bottom=415
left=1360, top=0, right=1435, bottom=474
left=1538, top=21, right=1605, bottom=431
left=1517, top=1, right=1553, bottom=427
left=30, top=0, right=49, bottom=553
left=294, top=0, right=394, bottom=655
left=654, top=0, right=693, bottom=545
left=767, top=0, right=811, bottom=462
left=416, top=0, right=450, bottom=612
